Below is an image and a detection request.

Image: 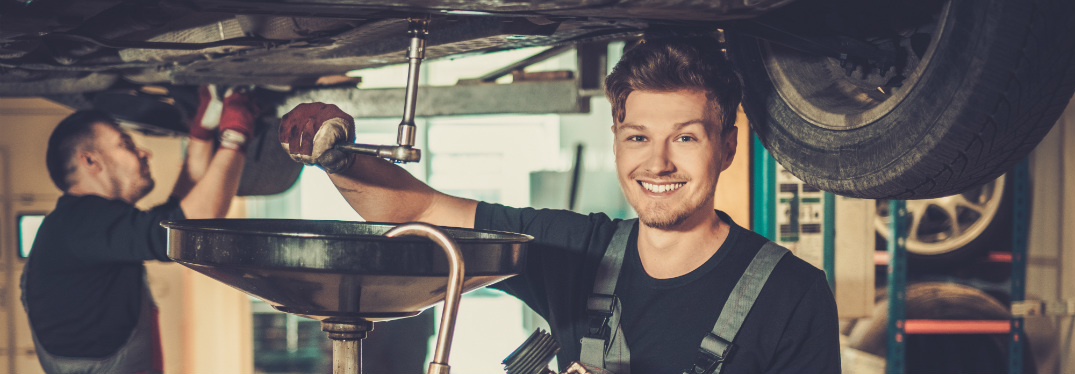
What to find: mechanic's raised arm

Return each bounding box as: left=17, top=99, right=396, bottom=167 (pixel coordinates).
left=176, top=86, right=254, bottom=219
left=172, top=86, right=220, bottom=199
left=279, top=103, right=476, bottom=228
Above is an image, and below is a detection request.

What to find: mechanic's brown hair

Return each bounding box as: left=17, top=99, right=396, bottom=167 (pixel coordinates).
left=605, top=35, right=743, bottom=133
left=46, top=110, right=118, bottom=191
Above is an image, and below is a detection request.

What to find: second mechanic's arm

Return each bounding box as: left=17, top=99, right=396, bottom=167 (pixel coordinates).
left=178, top=87, right=254, bottom=219
left=279, top=102, right=476, bottom=228
left=172, top=85, right=221, bottom=199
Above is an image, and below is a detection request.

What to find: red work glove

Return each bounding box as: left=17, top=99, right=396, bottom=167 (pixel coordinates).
left=189, top=85, right=222, bottom=141
left=217, top=87, right=257, bottom=151
left=279, top=102, right=356, bottom=173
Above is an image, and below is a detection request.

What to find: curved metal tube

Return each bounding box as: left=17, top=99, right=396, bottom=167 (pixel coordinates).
left=384, top=222, right=464, bottom=374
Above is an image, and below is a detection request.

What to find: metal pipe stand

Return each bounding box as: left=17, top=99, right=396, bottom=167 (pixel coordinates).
left=314, top=222, right=466, bottom=374
left=322, top=320, right=374, bottom=374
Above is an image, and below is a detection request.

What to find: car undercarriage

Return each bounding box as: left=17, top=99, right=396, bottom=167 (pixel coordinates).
left=2, top=0, right=1073, bottom=199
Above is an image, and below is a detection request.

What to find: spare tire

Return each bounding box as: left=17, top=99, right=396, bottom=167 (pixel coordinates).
left=726, top=0, right=1075, bottom=199
left=874, top=174, right=1011, bottom=265
left=236, top=116, right=303, bottom=196
left=847, top=282, right=1036, bottom=374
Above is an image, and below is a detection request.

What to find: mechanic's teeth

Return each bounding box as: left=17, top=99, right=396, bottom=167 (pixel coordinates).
left=640, top=181, right=684, bottom=193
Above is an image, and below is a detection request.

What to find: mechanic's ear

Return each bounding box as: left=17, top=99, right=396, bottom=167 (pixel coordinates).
left=610, top=123, right=618, bottom=156
left=720, top=125, right=738, bottom=172
left=78, top=151, right=98, bottom=169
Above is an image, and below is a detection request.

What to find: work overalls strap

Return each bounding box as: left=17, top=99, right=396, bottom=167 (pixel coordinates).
left=580, top=219, right=635, bottom=374
left=20, top=258, right=164, bottom=374
left=686, top=241, right=787, bottom=374
left=579, top=219, right=789, bottom=374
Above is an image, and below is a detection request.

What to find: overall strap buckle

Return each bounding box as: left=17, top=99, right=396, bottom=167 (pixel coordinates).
left=685, top=333, right=734, bottom=374
left=584, top=293, right=616, bottom=339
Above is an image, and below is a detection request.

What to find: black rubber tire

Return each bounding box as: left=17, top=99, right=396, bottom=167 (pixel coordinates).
left=847, top=282, right=1036, bottom=374
left=236, top=116, right=303, bottom=196
left=726, top=0, right=1075, bottom=199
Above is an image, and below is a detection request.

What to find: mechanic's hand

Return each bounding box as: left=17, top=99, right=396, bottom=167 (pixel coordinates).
left=279, top=102, right=356, bottom=173
left=217, top=87, right=257, bottom=151
left=189, top=84, right=222, bottom=141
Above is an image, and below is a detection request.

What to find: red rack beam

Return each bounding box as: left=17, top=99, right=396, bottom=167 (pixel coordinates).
left=903, top=319, right=1011, bottom=334
left=987, top=252, right=1012, bottom=263
left=874, top=251, right=1013, bottom=265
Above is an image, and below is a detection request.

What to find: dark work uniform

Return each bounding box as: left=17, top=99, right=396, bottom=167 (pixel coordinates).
left=477, top=203, right=841, bottom=374
left=22, top=194, right=183, bottom=360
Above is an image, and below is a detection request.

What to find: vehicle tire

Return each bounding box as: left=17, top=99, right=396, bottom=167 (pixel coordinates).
left=236, top=116, right=303, bottom=196
left=725, top=0, right=1075, bottom=199
left=874, top=174, right=1011, bottom=265
left=846, top=282, right=1036, bottom=374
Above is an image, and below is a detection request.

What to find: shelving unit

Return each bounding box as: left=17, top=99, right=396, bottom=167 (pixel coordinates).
left=751, top=137, right=1030, bottom=373
left=884, top=159, right=1030, bottom=374
left=753, top=136, right=1032, bottom=374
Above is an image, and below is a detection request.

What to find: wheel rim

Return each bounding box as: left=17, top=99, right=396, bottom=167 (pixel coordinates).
left=875, top=175, right=1005, bottom=255
left=760, top=0, right=949, bottom=130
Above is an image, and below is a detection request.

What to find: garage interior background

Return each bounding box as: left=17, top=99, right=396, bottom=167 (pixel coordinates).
left=0, top=43, right=1074, bottom=374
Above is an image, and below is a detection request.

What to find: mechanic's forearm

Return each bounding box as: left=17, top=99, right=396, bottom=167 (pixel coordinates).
left=329, top=154, right=477, bottom=228
left=179, top=147, right=245, bottom=219
left=185, top=137, right=214, bottom=182
left=172, top=138, right=215, bottom=199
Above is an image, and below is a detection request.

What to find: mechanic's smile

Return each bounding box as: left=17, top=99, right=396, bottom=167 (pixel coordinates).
left=639, top=180, right=685, bottom=194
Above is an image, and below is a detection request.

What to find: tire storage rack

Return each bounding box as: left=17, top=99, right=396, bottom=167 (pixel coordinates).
left=753, top=136, right=1031, bottom=374
left=883, top=158, right=1030, bottom=374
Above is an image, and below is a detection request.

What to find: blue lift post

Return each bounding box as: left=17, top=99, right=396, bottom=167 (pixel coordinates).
left=886, top=199, right=908, bottom=374
left=823, top=192, right=836, bottom=291
left=752, top=135, right=777, bottom=240
left=1009, top=159, right=1030, bottom=374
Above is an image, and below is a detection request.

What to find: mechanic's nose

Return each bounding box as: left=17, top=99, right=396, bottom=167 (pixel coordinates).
left=644, top=142, right=674, bottom=173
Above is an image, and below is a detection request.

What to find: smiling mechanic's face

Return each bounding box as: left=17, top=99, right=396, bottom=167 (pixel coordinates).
left=613, top=89, right=737, bottom=229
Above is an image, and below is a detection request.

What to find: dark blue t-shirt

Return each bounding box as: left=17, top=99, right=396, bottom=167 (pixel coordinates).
left=476, top=202, right=841, bottom=374
left=22, top=194, right=184, bottom=358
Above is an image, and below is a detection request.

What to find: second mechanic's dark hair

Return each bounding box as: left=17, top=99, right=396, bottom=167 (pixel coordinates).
left=605, top=35, right=743, bottom=133
left=46, top=110, right=117, bottom=191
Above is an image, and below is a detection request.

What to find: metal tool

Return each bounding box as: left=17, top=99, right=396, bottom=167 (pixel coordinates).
left=503, top=329, right=560, bottom=374
left=339, top=16, right=430, bottom=163
left=162, top=219, right=531, bottom=374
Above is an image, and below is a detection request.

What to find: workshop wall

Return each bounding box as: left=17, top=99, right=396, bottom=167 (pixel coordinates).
left=0, top=98, right=67, bottom=374
left=1026, top=94, right=1075, bottom=374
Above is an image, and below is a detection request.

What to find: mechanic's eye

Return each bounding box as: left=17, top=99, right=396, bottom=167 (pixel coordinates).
left=675, top=135, right=698, bottom=142
left=625, top=135, right=647, bottom=142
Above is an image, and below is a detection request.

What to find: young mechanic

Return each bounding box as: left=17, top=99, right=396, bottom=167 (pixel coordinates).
left=278, top=36, right=841, bottom=374
left=21, top=86, right=255, bottom=374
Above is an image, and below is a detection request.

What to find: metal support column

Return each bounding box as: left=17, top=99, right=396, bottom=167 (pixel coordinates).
left=752, top=135, right=776, bottom=240
left=1009, top=159, right=1030, bottom=374
left=886, top=200, right=908, bottom=374
left=823, top=191, right=836, bottom=291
